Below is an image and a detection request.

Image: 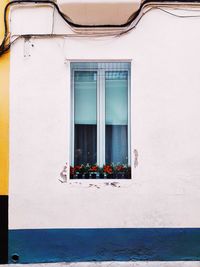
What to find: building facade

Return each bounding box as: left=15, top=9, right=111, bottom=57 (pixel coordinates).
left=1, top=0, right=200, bottom=264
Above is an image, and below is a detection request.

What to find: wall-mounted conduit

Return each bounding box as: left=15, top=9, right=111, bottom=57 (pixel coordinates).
left=1, top=0, right=200, bottom=56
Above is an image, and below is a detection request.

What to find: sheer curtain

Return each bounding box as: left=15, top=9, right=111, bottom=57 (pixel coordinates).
left=105, top=71, right=128, bottom=165
left=74, top=71, right=97, bottom=165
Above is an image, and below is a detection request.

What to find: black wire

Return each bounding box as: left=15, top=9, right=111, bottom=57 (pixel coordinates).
left=6, top=0, right=200, bottom=29
left=1, top=0, right=200, bottom=56
left=0, top=0, right=142, bottom=56
left=3, top=0, right=140, bottom=30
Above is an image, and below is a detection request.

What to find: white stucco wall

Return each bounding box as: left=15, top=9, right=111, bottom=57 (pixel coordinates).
left=9, top=4, right=200, bottom=229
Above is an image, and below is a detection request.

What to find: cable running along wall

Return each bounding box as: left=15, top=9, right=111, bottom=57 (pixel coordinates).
left=1, top=0, right=200, bottom=54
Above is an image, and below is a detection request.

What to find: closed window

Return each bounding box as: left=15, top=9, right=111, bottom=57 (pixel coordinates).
left=71, top=62, right=131, bottom=179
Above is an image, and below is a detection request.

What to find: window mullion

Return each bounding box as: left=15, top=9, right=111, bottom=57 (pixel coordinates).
left=97, top=69, right=100, bottom=166
left=98, top=68, right=105, bottom=167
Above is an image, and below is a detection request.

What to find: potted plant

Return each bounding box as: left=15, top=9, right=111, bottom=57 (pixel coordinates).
left=89, top=164, right=98, bottom=178
left=74, top=164, right=85, bottom=178
left=103, top=164, right=113, bottom=178
left=115, top=164, right=127, bottom=178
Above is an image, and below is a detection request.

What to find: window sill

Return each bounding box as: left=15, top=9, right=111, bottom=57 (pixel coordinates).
left=65, top=178, right=133, bottom=189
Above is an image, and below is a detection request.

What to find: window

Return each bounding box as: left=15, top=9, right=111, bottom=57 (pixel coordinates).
left=70, top=62, right=131, bottom=179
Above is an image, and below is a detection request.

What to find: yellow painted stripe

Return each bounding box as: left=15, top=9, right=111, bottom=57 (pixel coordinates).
left=0, top=0, right=9, bottom=195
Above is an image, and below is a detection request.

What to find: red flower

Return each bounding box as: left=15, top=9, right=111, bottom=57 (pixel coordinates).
left=116, top=165, right=125, bottom=172
left=74, top=165, right=82, bottom=171
left=89, top=165, right=98, bottom=172
left=70, top=166, right=75, bottom=175
left=103, top=165, right=113, bottom=174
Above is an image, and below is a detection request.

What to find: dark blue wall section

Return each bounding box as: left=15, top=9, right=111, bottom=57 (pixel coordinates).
left=9, top=228, right=200, bottom=263
left=0, top=196, right=8, bottom=264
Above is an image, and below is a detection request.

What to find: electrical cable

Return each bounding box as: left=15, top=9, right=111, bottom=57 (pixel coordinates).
left=119, top=5, right=200, bottom=36
left=0, top=0, right=134, bottom=56
left=2, top=0, right=200, bottom=56
left=156, top=6, right=200, bottom=17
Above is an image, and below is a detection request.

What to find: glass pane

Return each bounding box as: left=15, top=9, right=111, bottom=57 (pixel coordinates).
left=105, top=71, right=128, bottom=164
left=74, top=71, right=97, bottom=124
left=74, top=71, right=97, bottom=165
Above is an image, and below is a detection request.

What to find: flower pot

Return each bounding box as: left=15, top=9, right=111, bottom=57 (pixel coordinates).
left=106, top=174, right=113, bottom=179
left=91, top=173, right=96, bottom=179
left=84, top=173, right=89, bottom=179
left=116, top=173, right=123, bottom=178
left=77, top=173, right=83, bottom=178
left=99, top=173, right=104, bottom=179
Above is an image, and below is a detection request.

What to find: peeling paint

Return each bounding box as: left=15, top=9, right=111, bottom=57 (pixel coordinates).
left=134, top=149, right=138, bottom=168
left=59, top=163, right=68, bottom=183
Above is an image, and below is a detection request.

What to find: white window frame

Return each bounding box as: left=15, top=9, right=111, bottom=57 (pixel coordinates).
left=70, top=61, right=132, bottom=180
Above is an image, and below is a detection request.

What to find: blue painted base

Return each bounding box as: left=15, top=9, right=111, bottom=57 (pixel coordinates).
left=9, top=228, right=200, bottom=263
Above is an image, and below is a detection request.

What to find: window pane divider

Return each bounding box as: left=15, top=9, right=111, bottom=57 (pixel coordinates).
left=98, top=68, right=105, bottom=167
